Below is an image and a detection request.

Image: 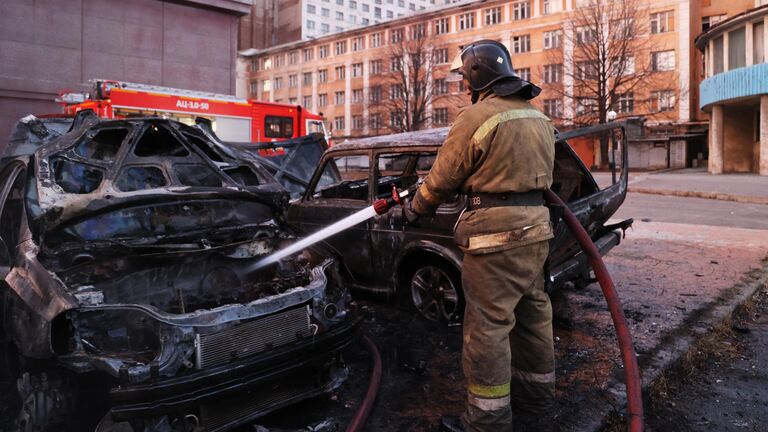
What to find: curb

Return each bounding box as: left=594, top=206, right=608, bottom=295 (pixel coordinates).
left=628, top=187, right=768, bottom=205
left=575, top=259, right=768, bottom=432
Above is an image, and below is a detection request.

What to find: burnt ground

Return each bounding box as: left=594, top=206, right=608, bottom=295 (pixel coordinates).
left=643, top=287, right=768, bottom=432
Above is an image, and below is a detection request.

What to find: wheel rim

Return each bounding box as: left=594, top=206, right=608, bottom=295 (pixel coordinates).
left=410, top=265, right=459, bottom=322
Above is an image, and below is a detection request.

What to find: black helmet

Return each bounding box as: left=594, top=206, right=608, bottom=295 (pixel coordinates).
left=450, top=40, right=519, bottom=92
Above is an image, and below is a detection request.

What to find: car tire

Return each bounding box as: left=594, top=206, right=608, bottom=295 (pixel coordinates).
left=406, top=260, right=464, bottom=324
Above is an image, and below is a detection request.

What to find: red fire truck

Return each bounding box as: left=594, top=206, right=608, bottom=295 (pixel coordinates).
left=58, top=80, right=329, bottom=143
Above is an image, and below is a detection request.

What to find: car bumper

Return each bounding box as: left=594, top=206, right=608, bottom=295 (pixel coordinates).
left=109, top=318, right=359, bottom=430
left=550, top=229, right=621, bottom=289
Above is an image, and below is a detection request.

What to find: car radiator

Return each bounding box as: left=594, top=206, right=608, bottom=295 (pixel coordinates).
left=195, top=305, right=312, bottom=369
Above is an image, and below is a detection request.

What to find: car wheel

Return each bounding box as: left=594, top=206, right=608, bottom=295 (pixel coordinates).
left=409, top=264, right=463, bottom=323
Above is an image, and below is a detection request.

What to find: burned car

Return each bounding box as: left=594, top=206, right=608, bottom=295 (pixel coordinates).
left=280, top=123, right=632, bottom=322
left=0, top=114, right=357, bottom=431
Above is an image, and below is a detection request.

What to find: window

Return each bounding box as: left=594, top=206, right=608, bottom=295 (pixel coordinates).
left=313, top=155, right=369, bottom=200
left=543, top=99, right=563, bottom=118
left=274, top=55, right=285, bottom=67
left=543, top=0, right=559, bottom=15
left=390, top=110, right=403, bottom=128
left=576, top=25, right=596, bottom=44
left=434, top=48, right=448, bottom=64
left=352, top=36, right=365, bottom=51
left=611, top=56, right=635, bottom=76
left=273, top=77, right=283, bottom=89
left=391, top=28, right=404, bottom=43
left=319, top=44, right=329, bottom=58
left=411, top=23, right=425, bottom=40
left=335, top=40, right=347, bottom=55
left=334, top=116, right=345, bottom=131
left=335, top=65, right=346, bottom=80
left=390, top=84, right=403, bottom=99
left=458, top=12, right=475, bottom=30
left=651, top=90, right=675, bottom=112
left=650, top=11, right=674, bottom=34
left=754, top=22, right=765, bottom=65
left=307, top=4, right=316, bottom=13
left=575, top=61, right=598, bottom=79
left=303, top=95, right=313, bottom=108
left=543, top=64, right=562, bottom=83
left=517, top=67, right=531, bottom=82
left=350, top=0, right=357, bottom=8
left=433, top=107, right=448, bottom=125
left=288, top=51, right=298, bottom=64
left=262, top=79, right=271, bottom=91
left=512, top=1, right=530, bottom=20
left=434, top=17, right=449, bottom=34
left=371, top=32, right=383, bottom=47
left=251, top=59, right=260, bottom=71
left=352, top=89, right=363, bottom=103
left=387, top=9, right=393, bottom=18
left=576, top=98, right=596, bottom=115
left=319, top=93, right=328, bottom=106
left=336, top=11, right=344, bottom=20
left=370, top=113, right=382, bottom=129
left=116, top=166, right=167, bottom=191
left=321, top=7, right=330, bottom=17
left=543, top=29, right=562, bottom=49
left=352, top=63, right=363, bottom=77
left=321, top=23, right=330, bottom=32
left=702, top=14, right=726, bottom=32
left=391, top=56, right=402, bottom=71
left=288, top=74, right=298, bottom=88
left=303, top=72, right=313, bottom=86
left=303, top=48, right=314, bottom=61
left=250, top=81, right=258, bottom=95
left=335, top=91, right=345, bottom=105
left=512, top=35, right=530, bottom=53
left=616, top=92, right=634, bottom=113
left=433, top=78, right=448, bottom=95
left=651, top=50, right=675, bottom=71
left=75, top=128, right=127, bottom=162
left=375, top=7, right=381, bottom=18
left=370, top=59, right=383, bottom=75
left=307, top=20, right=316, bottom=30
left=370, top=86, right=382, bottom=102
left=713, top=36, right=724, bottom=74
left=318, top=69, right=328, bottom=83
left=289, top=97, right=297, bottom=105
left=263, top=58, right=272, bottom=70
left=362, top=3, right=369, bottom=12
left=484, top=7, right=501, bottom=26
left=265, top=116, right=295, bottom=138
left=352, top=115, right=364, bottom=129
left=728, top=28, right=746, bottom=70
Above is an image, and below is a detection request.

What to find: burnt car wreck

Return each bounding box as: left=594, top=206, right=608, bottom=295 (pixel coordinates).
left=0, top=114, right=357, bottom=431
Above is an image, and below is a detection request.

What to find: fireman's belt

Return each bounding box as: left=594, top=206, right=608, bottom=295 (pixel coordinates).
left=467, top=191, right=544, bottom=210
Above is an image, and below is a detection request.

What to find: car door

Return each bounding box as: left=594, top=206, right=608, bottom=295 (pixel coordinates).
left=286, top=150, right=375, bottom=285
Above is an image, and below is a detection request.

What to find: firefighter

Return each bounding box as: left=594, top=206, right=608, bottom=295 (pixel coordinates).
left=403, top=40, right=556, bottom=431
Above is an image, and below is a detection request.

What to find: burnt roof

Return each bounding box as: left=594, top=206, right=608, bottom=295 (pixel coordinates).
left=328, top=127, right=450, bottom=152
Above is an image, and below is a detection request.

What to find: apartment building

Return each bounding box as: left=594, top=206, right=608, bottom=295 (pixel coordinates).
left=240, top=0, right=760, bottom=167
left=239, top=0, right=438, bottom=50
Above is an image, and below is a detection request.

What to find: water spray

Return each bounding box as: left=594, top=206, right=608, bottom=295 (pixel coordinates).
left=250, top=185, right=413, bottom=272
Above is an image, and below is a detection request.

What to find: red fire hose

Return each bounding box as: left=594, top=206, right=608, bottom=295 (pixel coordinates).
left=345, top=334, right=382, bottom=432
left=543, top=189, right=644, bottom=432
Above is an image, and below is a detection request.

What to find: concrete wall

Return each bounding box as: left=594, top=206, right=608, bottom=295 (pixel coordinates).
left=722, top=105, right=756, bottom=172
left=0, top=0, right=246, bottom=153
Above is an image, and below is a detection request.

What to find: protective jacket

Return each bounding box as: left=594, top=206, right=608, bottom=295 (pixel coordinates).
left=412, top=91, right=556, bottom=253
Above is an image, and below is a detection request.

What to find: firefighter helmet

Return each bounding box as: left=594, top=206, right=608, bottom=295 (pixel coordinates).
left=449, top=40, right=519, bottom=92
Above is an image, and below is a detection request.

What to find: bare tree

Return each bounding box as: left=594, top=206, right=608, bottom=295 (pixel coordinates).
left=548, top=0, right=677, bottom=166
left=370, top=28, right=461, bottom=133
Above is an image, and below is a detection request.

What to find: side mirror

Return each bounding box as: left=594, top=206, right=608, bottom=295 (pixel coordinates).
left=0, top=237, right=11, bottom=279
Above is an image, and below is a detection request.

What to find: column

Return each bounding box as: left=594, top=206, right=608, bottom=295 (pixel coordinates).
left=709, top=104, right=724, bottom=174
left=345, top=59, right=352, bottom=137
left=746, top=22, right=754, bottom=66
left=677, top=0, right=690, bottom=121
left=363, top=58, right=370, bottom=136
left=532, top=0, right=540, bottom=18
left=760, top=96, right=768, bottom=175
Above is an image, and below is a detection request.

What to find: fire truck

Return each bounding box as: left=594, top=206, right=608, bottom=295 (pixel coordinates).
left=58, top=80, right=329, bottom=143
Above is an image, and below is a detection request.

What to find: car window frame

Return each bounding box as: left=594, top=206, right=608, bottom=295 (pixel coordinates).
left=304, top=149, right=374, bottom=203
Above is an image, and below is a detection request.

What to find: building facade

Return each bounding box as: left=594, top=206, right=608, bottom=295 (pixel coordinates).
left=239, top=0, right=438, bottom=50
left=240, top=0, right=761, bottom=168
left=0, top=0, right=251, bottom=152
left=696, top=3, right=768, bottom=175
